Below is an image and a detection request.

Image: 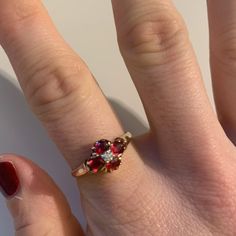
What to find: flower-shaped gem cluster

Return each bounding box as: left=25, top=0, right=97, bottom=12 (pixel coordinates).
left=85, top=138, right=127, bottom=173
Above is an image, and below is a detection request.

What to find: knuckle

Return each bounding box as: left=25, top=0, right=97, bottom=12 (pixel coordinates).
left=212, top=25, right=236, bottom=62
left=219, top=42, right=236, bottom=63
left=14, top=0, right=41, bottom=23
left=0, top=1, right=41, bottom=42
left=24, top=55, right=92, bottom=121
left=211, top=24, right=236, bottom=66
left=119, top=11, right=188, bottom=70
left=176, top=158, right=236, bottom=233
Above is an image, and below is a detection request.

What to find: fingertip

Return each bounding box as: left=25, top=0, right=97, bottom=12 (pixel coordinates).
left=0, top=160, right=20, bottom=198
left=0, top=153, right=53, bottom=195
left=0, top=153, right=83, bottom=235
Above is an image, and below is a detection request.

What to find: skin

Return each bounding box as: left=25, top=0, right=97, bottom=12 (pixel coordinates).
left=0, top=0, right=236, bottom=235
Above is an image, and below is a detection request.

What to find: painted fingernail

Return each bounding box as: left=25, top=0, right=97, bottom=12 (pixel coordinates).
left=0, top=162, right=19, bottom=197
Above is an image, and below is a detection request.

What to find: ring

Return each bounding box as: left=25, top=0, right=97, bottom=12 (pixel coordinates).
left=72, top=132, right=132, bottom=177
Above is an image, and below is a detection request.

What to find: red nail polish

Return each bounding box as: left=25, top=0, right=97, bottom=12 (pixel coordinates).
left=0, top=162, right=19, bottom=197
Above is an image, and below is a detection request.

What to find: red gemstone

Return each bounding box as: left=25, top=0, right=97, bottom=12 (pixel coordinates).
left=111, top=138, right=125, bottom=155
left=94, top=139, right=110, bottom=155
left=106, top=158, right=121, bottom=171
left=86, top=157, right=105, bottom=173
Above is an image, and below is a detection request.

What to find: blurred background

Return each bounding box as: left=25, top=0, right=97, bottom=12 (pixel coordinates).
left=0, top=1, right=211, bottom=235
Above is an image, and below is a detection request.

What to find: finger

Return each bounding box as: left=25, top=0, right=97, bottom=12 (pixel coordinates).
left=0, top=154, right=83, bottom=236
left=0, top=0, right=122, bottom=168
left=111, top=0, right=227, bottom=157
left=207, top=0, right=236, bottom=143
left=0, top=0, right=145, bottom=231
left=0, top=0, right=125, bottom=169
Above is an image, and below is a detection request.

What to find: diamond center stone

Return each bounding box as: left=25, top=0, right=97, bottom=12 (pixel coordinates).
left=101, top=150, right=114, bottom=162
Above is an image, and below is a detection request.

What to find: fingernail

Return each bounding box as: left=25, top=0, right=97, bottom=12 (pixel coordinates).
left=0, top=162, right=19, bottom=197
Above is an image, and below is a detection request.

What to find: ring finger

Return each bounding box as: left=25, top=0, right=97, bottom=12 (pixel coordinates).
left=0, top=0, right=144, bottom=230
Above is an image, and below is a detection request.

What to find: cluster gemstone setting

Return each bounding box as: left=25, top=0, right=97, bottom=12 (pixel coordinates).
left=86, top=138, right=127, bottom=173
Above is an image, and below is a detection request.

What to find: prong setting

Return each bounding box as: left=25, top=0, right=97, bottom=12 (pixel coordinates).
left=72, top=132, right=132, bottom=177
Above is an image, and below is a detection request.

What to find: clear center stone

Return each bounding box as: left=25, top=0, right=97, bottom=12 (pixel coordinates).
left=101, top=150, right=114, bottom=162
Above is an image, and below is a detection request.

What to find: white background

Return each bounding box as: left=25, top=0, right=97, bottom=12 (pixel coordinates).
left=0, top=1, right=211, bottom=235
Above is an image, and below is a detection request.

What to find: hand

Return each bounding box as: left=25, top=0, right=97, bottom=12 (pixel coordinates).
left=0, top=0, right=236, bottom=235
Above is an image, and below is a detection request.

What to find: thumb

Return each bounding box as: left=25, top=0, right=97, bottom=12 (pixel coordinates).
left=0, top=154, right=83, bottom=236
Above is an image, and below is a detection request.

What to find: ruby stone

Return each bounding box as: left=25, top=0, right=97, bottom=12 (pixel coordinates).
left=86, top=157, right=105, bottom=173
left=111, top=138, right=125, bottom=155
left=94, top=139, right=110, bottom=155
left=106, top=158, right=121, bottom=171
left=89, top=138, right=125, bottom=173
